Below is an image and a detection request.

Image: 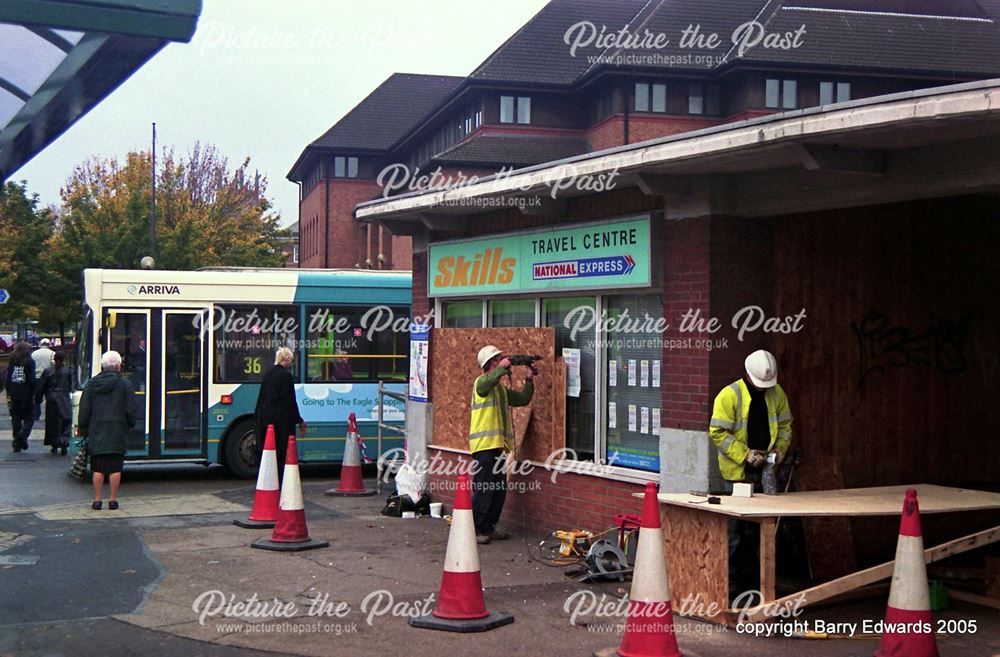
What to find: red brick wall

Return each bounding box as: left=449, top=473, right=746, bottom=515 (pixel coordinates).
left=299, top=184, right=326, bottom=268
left=586, top=116, right=625, bottom=151
left=326, top=179, right=381, bottom=269
left=425, top=447, right=647, bottom=533
left=390, top=234, right=412, bottom=270
left=628, top=115, right=721, bottom=143
left=659, top=216, right=711, bottom=430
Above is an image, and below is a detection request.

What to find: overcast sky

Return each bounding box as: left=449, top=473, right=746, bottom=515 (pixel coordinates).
left=13, top=0, right=550, bottom=227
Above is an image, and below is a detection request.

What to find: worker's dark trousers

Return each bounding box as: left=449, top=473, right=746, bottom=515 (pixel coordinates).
left=472, top=448, right=506, bottom=536
left=724, top=472, right=762, bottom=605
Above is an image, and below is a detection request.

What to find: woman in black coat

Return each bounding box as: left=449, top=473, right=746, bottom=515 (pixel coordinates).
left=37, top=352, right=73, bottom=455
left=4, top=342, right=36, bottom=452
left=254, top=347, right=306, bottom=483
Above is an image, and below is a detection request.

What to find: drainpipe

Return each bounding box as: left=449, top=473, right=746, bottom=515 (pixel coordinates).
left=323, top=158, right=330, bottom=269
left=623, top=81, right=630, bottom=145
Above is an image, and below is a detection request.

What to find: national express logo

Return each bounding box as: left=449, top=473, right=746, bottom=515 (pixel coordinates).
left=127, top=284, right=181, bottom=295
left=434, top=247, right=516, bottom=288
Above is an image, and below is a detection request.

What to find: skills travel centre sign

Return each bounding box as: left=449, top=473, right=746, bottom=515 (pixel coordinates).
left=429, top=216, right=651, bottom=297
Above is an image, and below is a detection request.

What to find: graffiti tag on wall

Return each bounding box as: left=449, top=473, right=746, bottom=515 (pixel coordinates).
left=851, top=310, right=969, bottom=389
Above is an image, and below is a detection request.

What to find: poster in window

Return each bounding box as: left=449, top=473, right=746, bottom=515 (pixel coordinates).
left=628, top=404, right=637, bottom=432
left=640, top=359, right=649, bottom=387
left=628, top=360, right=637, bottom=386
left=652, top=408, right=660, bottom=432
left=608, top=360, right=617, bottom=387
left=652, top=360, right=660, bottom=388
left=641, top=407, right=649, bottom=434
left=408, top=324, right=430, bottom=402
left=563, top=347, right=581, bottom=398
left=608, top=402, right=617, bottom=429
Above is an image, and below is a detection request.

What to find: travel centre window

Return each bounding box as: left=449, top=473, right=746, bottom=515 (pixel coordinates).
left=304, top=306, right=408, bottom=382
left=500, top=96, right=531, bottom=124
left=544, top=297, right=597, bottom=462
left=766, top=78, right=798, bottom=110
left=442, top=300, right=484, bottom=327
left=489, top=299, right=535, bottom=327
left=604, top=294, right=663, bottom=472
left=635, top=82, right=666, bottom=113
left=213, top=305, right=298, bottom=383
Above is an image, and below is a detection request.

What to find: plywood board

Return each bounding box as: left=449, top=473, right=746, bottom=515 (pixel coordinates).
left=662, top=504, right=729, bottom=614
left=429, top=328, right=555, bottom=458
left=798, top=461, right=856, bottom=581
left=651, top=484, right=1000, bottom=518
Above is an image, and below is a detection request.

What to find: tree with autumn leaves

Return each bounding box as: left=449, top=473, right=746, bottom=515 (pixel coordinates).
left=1, top=143, right=287, bottom=334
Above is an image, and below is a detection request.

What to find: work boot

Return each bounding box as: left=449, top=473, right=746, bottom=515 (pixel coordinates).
left=476, top=534, right=491, bottom=545
left=489, top=528, right=510, bottom=541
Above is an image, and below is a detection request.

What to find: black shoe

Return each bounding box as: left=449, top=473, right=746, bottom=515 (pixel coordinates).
left=12, top=447, right=20, bottom=453
left=60, top=447, right=67, bottom=456
left=51, top=447, right=58, bottom=454
left=108, top=501, right=119, bottom=510
left=91, top=501, right=102, bottom=510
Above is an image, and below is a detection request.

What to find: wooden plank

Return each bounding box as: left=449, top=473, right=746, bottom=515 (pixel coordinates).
left=662, top=504, right=729, bottom=616
left=947, top=590, right=1000, bottom=611
left=759, top=517, right=776, bottom=603
left=654, top=484, right=1000, bottom=518
left=737, top=524, right=1000, bottom=622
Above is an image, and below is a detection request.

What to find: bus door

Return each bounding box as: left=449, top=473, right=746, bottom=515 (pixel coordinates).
left=101, top=309, right=150, bottom=456
left=159, top=310, right=206, bottom=457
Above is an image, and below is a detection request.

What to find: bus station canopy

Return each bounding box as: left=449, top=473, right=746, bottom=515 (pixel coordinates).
left=0, top=0, right=201, bottom=181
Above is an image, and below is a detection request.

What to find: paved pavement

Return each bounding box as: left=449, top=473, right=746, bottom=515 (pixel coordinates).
left=2, top=416, right=999, bottom=657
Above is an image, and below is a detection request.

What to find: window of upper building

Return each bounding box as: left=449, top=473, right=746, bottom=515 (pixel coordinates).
left=593, top=92, right=614, bottom=122
left=765, top=79, right=798, bottom=110
left=333, top=156, right=359, bottom=178
left=500, top=96, right=531, bottom=124
left=820, top=81, right=852, bottom=105
left=634, top=82, right=666, bottom=113
left=687, top=83, right=720, bottom=116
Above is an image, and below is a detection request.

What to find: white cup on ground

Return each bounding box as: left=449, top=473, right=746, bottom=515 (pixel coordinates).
left=429, top=502, right=443, bottom=518
left=401, top=511, right=416, bottom=519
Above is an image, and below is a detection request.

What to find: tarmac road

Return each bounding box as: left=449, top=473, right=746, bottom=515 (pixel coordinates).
left=2, top=414, right=998, bottom=657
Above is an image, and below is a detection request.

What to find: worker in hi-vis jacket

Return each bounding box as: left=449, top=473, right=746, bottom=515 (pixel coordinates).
left=468, top=345, right=535, bottom=545
left=709, top=349, right=793, bottom=604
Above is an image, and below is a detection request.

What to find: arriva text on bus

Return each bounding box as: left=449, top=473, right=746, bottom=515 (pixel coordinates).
left=193, top=306, right=433, bottom=340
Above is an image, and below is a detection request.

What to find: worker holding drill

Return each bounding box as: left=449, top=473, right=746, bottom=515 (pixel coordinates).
left=469, top=345, right=536, bottom=545
left=709, top=349, right=793, bottom=604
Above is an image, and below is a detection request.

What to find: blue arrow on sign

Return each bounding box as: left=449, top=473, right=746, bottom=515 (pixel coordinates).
left=0, top=289, right=8, bottom=304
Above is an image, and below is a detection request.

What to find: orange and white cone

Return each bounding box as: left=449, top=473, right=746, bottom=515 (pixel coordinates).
left=251, top=435, right=329, bottom=552
left=874, top=488, right=939, bottom=657
left=234, top=424, right=279, bottom=529
left=326, top=412, right=375, bottom=497
left=409, top=473, right=514, bottom=632
left=597, top=482, right=681, bottom=657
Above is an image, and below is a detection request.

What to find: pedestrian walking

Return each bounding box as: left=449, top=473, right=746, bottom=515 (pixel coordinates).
left=78, top=351, right=137, bottom=510
left=37, top=352, right=72, bottom=455
left=5, top=341, right=37, bottom=452
left=254, top=346, right=306, bottom=483
left=31, top=338, right=55, bottom=420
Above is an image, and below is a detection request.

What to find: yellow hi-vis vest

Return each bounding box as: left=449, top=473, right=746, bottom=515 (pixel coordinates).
left=469, top=375, right=514, bottom=453
left=709, top=379, right=792, bottom=482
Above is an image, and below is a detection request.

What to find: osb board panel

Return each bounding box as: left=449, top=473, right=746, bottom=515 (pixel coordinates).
left=797, top=461, right=856, bottom=581
left=430, top=328, right=555, bottom=456
left=547, top=357, right=567, bottom=461
left=662, top=504, right=728, bottom=614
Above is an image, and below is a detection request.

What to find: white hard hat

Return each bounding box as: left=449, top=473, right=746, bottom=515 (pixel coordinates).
left=477, top=345, right=502, bottom=369
left=40, top=338, right=50, bottom=346
left=745, top=350, right=778, bottom=388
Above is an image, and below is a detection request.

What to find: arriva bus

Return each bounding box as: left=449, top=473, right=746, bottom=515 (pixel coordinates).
left=74, top=268, right=411, bottom=478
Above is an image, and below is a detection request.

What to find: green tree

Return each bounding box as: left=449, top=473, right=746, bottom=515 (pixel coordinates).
left=0, top=181, right=54, bottom=324
left=43, top=144, right=285, bottom=325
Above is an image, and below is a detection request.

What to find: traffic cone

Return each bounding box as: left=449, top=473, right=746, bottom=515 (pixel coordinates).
left=251, top=435, right=329, bottom=552
left=596, top=482, right=681, bottom=657
left=326, top=413, right=376, bottom=497
left=409, top=473, right=514, bottom=632
left=874, top=488, right=939, bottom=657
left=234, top=424, right=279, bottom=529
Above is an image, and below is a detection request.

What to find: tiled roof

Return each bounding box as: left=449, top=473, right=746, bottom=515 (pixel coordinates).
left=431, top=133, right=591, bottom=168
left=308, top=73, right=464, bottom=151
left=468, top=0, right=651, bottom=85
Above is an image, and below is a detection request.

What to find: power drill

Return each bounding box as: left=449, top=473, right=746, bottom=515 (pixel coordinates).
left=506, top=354, right=543, bottom=375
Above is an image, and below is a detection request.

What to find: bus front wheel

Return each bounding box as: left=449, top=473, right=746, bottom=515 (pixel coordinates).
left=224, top=420, right=259, bottom=480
